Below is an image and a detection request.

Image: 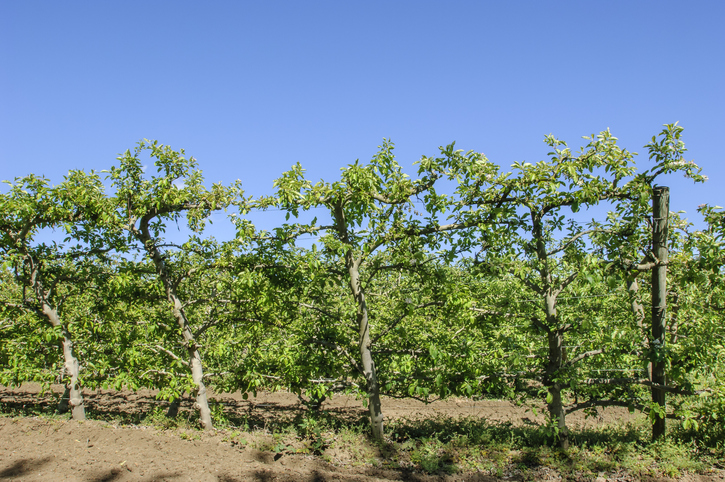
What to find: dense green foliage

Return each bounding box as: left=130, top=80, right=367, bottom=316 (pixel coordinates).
left=1, top=125, right=723, bottom=446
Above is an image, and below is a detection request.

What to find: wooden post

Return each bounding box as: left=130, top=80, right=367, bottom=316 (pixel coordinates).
left=651, top=186, right=669, bottom=441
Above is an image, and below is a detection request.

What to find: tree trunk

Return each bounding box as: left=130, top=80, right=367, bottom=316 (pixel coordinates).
left=651, top=186, right=669, bottom=441
left=136, top=226, right=213, bottom=430
left=334, top=203, right=384, bottom=441
left=348, top=259, right=384, bottom=441
left=544, top=307, right=569, bottom=449
left=546, top=331, right=568, bottom=449
left=57, top=386, right=70, bottom=414
left=164, top=279, right=213, bottom=430
left=626, top=276, right=652, bottom=381
left=669, top=292, right=679, bottom=345
left=31, top=268, right=86, bottom=421
left=166, top=396, right=182, bottom=418
left=40, top=303, right=85, bottom=420
left=62, top=334, right=86, bottom=420
left=533, top=211, right=569, bottom=449
left=188, top=342, right=213, bottom=430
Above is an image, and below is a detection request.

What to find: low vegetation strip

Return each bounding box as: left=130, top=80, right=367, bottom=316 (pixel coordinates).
left=1, top=385, right=723, bottom=481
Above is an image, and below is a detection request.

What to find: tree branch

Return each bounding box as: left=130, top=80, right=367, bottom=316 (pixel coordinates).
left=565, top=399, right=642, bottom=415
left=554, top=271, right=580, bottom=296
left=145, top=344, right=190, bottom=367
left=565, top=349, right=603, bottom=367
left=578, top=378, right=707, bottom=396
left=547, top=229, right=611, bottom=257
left=299, top=302, right=341, bottom=321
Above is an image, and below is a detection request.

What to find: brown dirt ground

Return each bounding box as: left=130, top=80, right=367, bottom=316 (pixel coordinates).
left=1, top=384, right=723, bottom=482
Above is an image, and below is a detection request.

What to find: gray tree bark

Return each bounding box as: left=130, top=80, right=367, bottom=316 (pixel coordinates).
left=334, top=203, right=384, bottom=441
left=532, top=211, right=570, bottom=449
left=348, top=258, right=384, bottom=442
left=626, top=276, right=652, bottom=381
left=544, top=294, right=569, bottom=450
left=28, top=265, right=86, bottom=420
left=135, top=220, right=213, bottom=430
left=40, top=298, right=85, bottom=420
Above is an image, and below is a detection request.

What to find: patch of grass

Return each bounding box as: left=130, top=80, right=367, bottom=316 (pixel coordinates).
left=178, top=430, right=201, bottom=441
left=0, top=397, right=61, bottom=418
left=383, top=415, right=720, bottom=478
left=409, top=439, right=458, bottom=474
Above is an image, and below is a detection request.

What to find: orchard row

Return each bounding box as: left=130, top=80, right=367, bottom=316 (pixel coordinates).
left=1, top=124, right=723, bottom=448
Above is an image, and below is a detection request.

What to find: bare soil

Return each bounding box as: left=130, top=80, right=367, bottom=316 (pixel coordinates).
left=0, top=384, right=722, bottom=481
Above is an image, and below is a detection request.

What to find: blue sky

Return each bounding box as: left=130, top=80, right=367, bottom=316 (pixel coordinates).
left=2, top=1, right=723, bottom=238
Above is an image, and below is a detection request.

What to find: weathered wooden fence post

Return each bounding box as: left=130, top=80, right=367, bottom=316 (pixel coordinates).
left=651, top=185, right=669, bottom=441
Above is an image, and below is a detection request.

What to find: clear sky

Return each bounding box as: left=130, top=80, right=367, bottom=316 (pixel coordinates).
left=1, top=1, right=723, bottom=236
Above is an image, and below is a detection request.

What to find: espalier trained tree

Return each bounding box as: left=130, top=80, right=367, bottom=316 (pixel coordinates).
left=108, top=140, right=244, bottom=430
left=592, top=204, right=724, bottom=440
left=444, top=124, right=705, bottom=447
left=657, top=206, right=725, bottom=435
left=271, top=140, right=472, bottom=440
left=589, top=124, right=709, bottom=440
left=678, top=205, right=725, bottom=438
left=441, top=129, right=640, bottom=448
left=0, top=171, right=113, bottom=419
